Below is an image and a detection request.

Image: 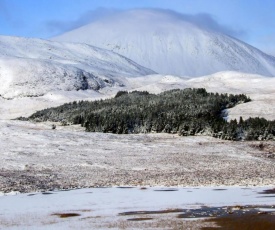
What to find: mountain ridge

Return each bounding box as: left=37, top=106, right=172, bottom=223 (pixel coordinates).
left=0, top=35, right=154, bottom=99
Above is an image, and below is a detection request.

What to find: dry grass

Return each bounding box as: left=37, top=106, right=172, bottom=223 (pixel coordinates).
left=203, top=212, right=275, bottom=230
left=52, top=213, right=81, bottom=218
left=104, top=216, right=216, bottom=229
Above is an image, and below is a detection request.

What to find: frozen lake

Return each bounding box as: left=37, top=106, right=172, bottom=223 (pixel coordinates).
left=1, top=186, right=275, bottom=229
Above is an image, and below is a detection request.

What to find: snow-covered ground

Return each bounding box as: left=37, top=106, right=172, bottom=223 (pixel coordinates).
left=0, top=119, right=274, bottom=193
left=1, top=186, right=275, bottom=229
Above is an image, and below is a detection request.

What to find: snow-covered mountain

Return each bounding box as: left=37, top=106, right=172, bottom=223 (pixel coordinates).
left=1, top=10, right=275, bottom=121
left=53, top=9, right=275, bottom=77
left=0, top=35, right=154, bottom=99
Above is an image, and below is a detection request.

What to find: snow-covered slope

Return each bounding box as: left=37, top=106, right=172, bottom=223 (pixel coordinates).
left=53, top=9, right=275, bottom=77
left=187, top=72, right=275, bottom=121
left=0, top=35, right=154, bottom=99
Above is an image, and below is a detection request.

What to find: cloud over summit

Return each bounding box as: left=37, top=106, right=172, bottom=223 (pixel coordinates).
left=46, top=8, right=246, bottom=39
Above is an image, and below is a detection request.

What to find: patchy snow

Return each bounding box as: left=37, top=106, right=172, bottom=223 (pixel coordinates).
left=53, top=9, right=275, bottom=77
left=0, top=119, right=274, bottom=193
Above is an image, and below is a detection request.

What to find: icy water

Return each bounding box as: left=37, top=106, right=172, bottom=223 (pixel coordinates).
left=0, top=186, right=275, bottom=229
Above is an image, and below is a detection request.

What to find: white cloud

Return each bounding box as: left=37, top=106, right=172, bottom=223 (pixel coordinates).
left=45, top=8, right=247, bottom=39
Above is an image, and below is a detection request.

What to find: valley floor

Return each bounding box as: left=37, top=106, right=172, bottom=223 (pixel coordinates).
left=0, top=120, right=274, bottom=193
left=1, top=119, right=275, bottom=229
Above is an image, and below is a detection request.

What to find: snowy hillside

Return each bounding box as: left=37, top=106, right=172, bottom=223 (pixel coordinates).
left=53, top=9, right=275, bottom=77
left=187, top=72, right=275, bottom=121
left=0, top=35, right=154, bottom=99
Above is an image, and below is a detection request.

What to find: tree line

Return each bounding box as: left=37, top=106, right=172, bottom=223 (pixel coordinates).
left=24, top=88, right=275, bottom=141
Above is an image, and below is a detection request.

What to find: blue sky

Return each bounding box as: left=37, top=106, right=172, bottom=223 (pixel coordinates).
left=0, top=0, right=275, bottom=56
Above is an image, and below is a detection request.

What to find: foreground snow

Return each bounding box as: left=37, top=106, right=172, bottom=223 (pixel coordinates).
left=0, top=186, right=274, bottom=229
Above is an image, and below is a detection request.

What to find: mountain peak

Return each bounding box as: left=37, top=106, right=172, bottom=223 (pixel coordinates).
left=53, top=9, right=275, bottom=77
